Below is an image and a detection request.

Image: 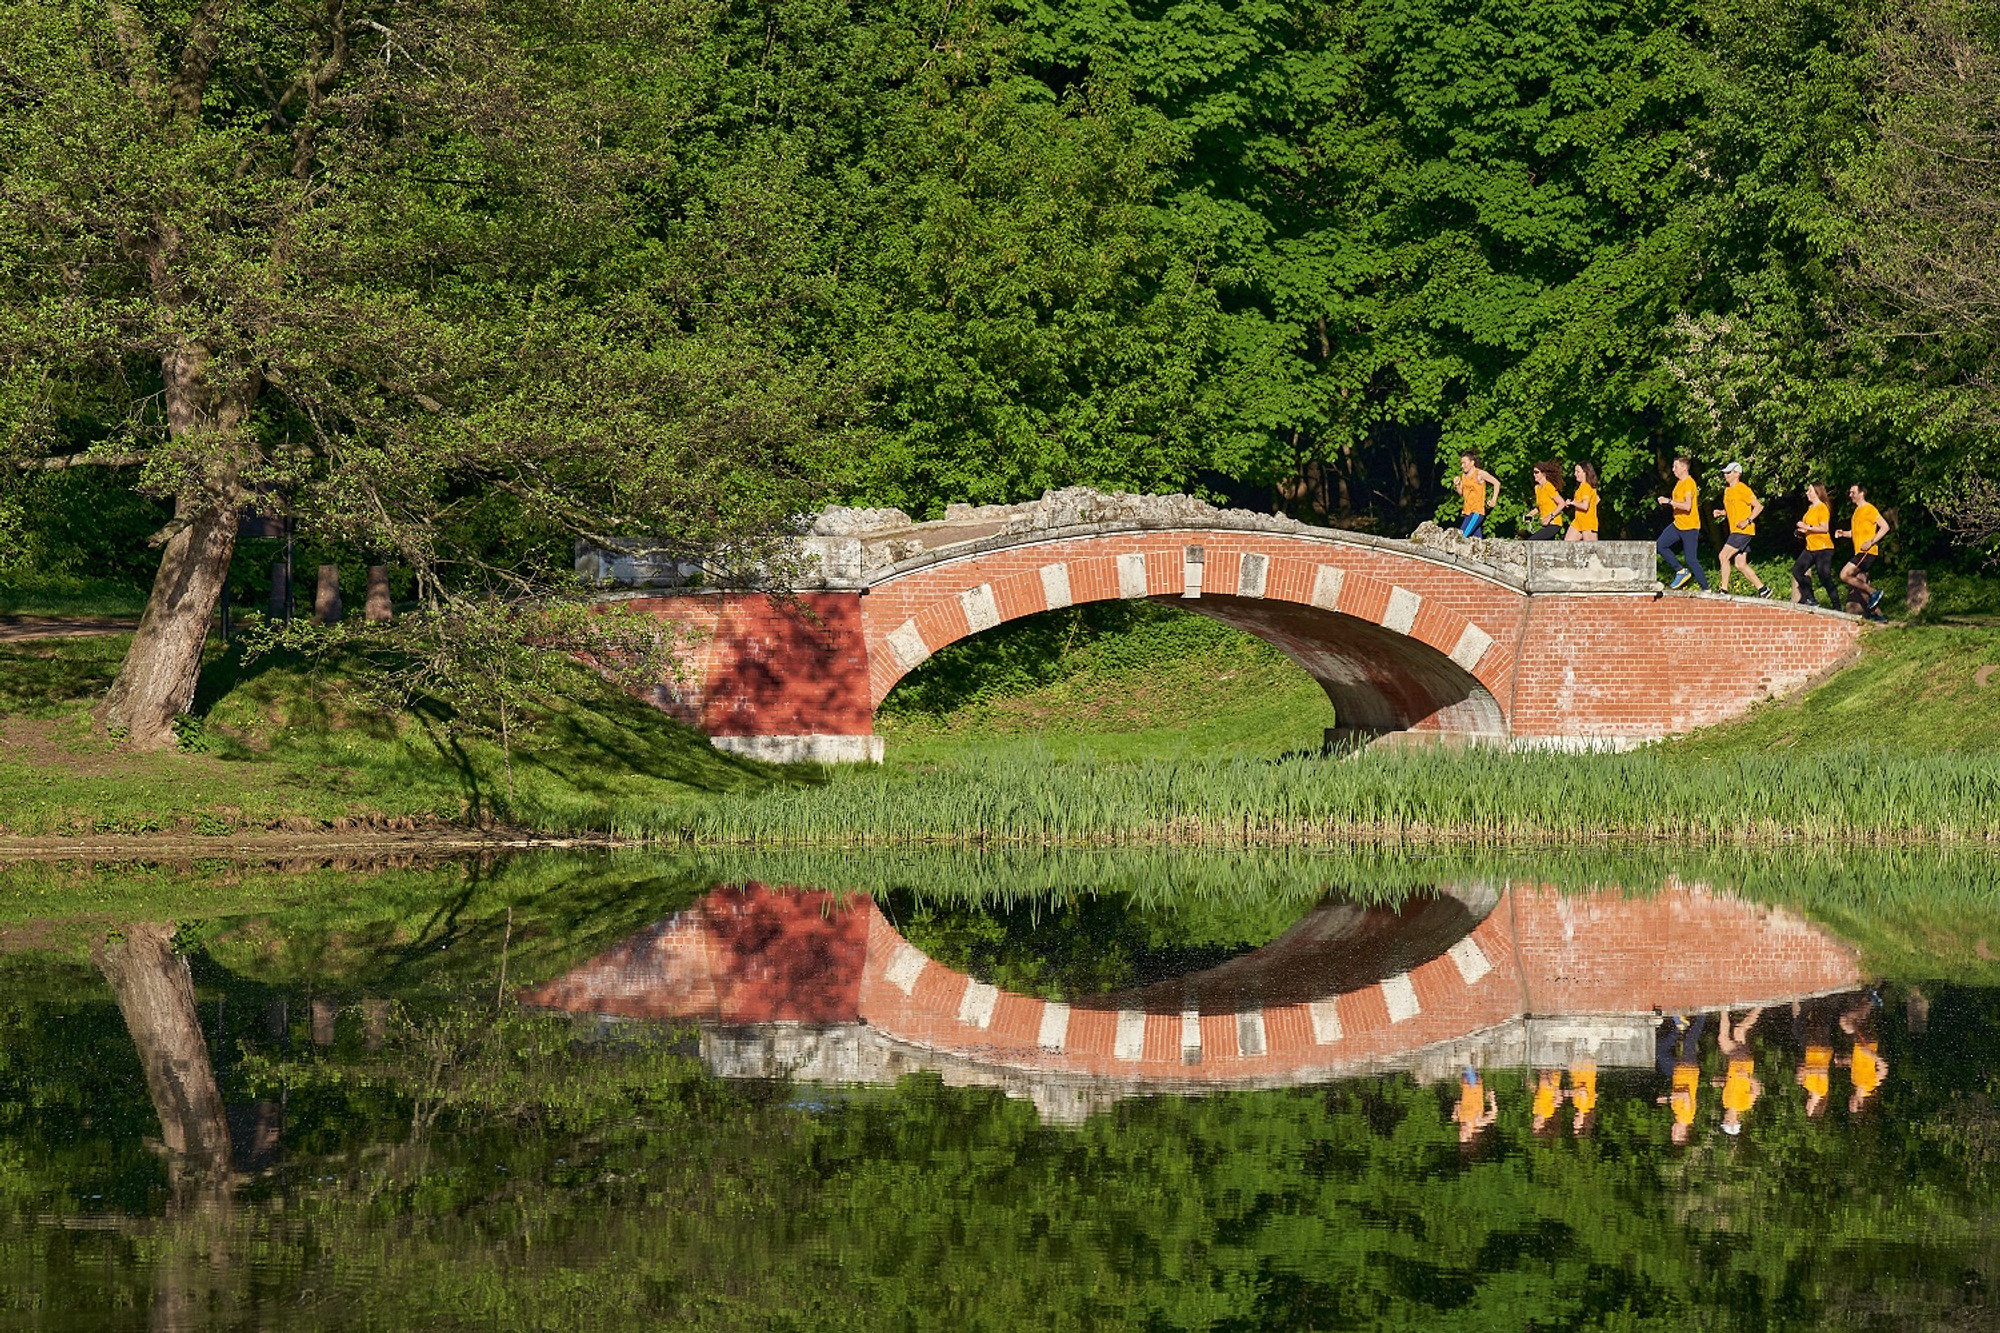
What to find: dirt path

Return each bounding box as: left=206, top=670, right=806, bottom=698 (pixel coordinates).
left=0, top=828, right=640, bottom=863
left=0, top=616, right=138, bottom=642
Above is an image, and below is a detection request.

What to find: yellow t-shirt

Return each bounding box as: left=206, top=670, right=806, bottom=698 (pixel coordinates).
left=1802, top=1045, right=1832, bottom=1099
left=1568, top=1062, right=1598, bottom=1114
left=1534, top=481, right=1565, bottom=526
left=1533, top=1076, right=1559, bottom=1120
left=1853, top=1042, right=1884, bottom=1095
left=1459, top=472, right=1487, bottom=516
left=1722, top=1057, right=1757, bottom=1114
left=1803, top=501, right=1833, bottom=552
left=1673, top=477, right=1700, bottom=530
left=1457, top=1079, right=1485, bottom=1124
left=1672, top=1064, right=1700, bottom=1124
left=1851, top=503, right=1883, bottom=554
left=1723, top=481, right=1757, bottom=536
left=1571, top=483, right=1599, bottom=534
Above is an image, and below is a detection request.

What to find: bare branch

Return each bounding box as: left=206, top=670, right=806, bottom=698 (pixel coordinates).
left=15, top=451, right=147, bottom=471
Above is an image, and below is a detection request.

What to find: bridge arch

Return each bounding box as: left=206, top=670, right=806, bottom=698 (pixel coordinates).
left=861, top=531, right=1519, bottom=743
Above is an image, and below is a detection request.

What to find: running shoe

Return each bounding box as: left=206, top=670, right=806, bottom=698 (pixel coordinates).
left=1670, top=571, right=1691, bottom=590
left=1756, top=586, right=1773, bottom=598
left=1866, top=589, right=1884, bottom=612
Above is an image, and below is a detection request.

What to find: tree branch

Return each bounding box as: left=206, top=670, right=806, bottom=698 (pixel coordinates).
left=15, top=452, right=147, bottom=471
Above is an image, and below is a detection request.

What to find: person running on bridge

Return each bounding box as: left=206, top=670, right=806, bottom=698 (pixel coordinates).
left=1792, top=482, right=1843, bottom=610
left=1564, top=463, right=1601, bottom=542
left=1712, top=463, right=1772, bottom=598
left=1457, top=452, right=1500, bottom=537
left=1656, top=457, right=1708, bottom=591
left=1836, top=484, right=1892, bottom=618
left=1567, top=1058, right=1599, bottom=1134
left=1712, top=1007, right=1764, bottom=1137
left=1655, top=1011, right=1707, bottom=1145
left=1453, top=1065, right=1498, bottom=1143
left=1528, top=462, right=1567, bottom=541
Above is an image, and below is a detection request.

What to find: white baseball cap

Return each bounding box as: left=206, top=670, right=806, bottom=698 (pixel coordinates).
left=1723, top=461, right=1743, bottom=473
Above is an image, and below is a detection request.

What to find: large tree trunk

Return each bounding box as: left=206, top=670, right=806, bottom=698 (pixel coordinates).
left=101, top=342, right=257, bottom=750
left=95, top=923, right=234, bottom=1202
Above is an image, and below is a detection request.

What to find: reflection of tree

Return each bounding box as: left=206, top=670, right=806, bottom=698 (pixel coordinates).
left=91, top=923, right=242, bottom=1331
left=93, top=924, right=233, bottom=1204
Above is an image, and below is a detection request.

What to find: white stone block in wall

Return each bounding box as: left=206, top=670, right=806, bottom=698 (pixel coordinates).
left=1117, top=553, right=1149, bottom=598
left=1450, top=622, right=1494, bottom=673
left=958, top=979, right=999, bottom=1029
left=1308, top=998, right=1343, bottom=1044
left=1381, top=973, right=1421, bottom=1023
left=1040, top=563, right=1073, bottom=610
left=1238, top=552, right=1268, bottom=598
left=1382, top=586, right=1422, bottom=635
left=1310, top=564, right=1345, bottom=611
left=1037, top=1001, right=1070, bottom=1052
left=884, top=942, right=928, bottom=995
left=1448, top=936, right=1492, bottom=985
left=959, top=583, right=1000, bottom=634
left=1181, top=1009, right=1202, bottom=1058
left=1182, top=546, right=1204, bottom=599
left=886, top=621, right=930, bottom=671
left=1114, top=1009, right=1148, bottom=1060
left=1237, top=1010, right=1268, bottom=1057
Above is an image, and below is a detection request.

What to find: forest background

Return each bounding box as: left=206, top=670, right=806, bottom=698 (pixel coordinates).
left=4, top=0, right=1999, bottom=745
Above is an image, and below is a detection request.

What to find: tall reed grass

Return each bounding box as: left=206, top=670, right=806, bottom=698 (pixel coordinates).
left=568, top=744, right=2000, bottom=848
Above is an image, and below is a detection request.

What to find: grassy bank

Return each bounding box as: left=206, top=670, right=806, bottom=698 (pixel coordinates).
left=3, top=609, right=1998, bottom=846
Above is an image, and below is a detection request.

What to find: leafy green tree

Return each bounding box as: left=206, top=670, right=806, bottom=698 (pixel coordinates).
left=0, top=0, right=851, bottom=747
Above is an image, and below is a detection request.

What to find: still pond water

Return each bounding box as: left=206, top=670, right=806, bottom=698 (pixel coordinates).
left=2, top=849, right=1997, bottom=1330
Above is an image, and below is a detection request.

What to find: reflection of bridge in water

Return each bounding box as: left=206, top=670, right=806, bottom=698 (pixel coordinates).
left=521, top=882, right=1863, bottom=1122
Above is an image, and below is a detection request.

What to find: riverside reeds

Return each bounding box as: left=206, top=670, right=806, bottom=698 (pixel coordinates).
left=589, top=744, right=2000, bottom=848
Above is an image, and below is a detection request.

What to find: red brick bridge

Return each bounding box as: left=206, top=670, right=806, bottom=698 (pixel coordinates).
left=522, top=880, right=1861, bottom=1120
left=588, top=488, right=1863, bottom=762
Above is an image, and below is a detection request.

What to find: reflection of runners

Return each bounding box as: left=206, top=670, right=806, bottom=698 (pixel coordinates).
left=1670, top=571, right=1691, bottom=590
left=1866, top=589, right=1884, bottom=612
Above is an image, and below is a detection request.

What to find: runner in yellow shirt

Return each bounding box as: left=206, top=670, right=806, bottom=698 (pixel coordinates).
left=1835, top=483, right=1892, bottom=617
left=1655, top=457, right=1708, bottom=590
left=1564, top=463, right=1601, bottom=542
left=1710, top=463, right=1771, bottom=597
left=1791, top=481, right=1842, bottom=608
left=1567, top=1059, right=1599, bottom=1134
left=1655, top=1011, right=1706, bottom=1145
left=1712, top=1006, right=1763, bottom=1137
left=1837, top=992, right=1887, bottom=1113
left=1798, top=1043, right=1834, bottom=1119
left=1528, top=462, right=1567, bottom=541
left=1452, top=1065, right=1498, bottom=1143
left=1456, top=451, right=1500, bottom=538
left=1531, top=1068, right=1563, bottom=1135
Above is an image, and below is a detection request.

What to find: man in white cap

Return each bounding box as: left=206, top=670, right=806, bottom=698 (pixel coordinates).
left=1711, top=462, right=1771, bottom=597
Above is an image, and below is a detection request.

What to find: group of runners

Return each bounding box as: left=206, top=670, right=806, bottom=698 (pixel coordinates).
left=1453, top=451, right=1893, bottom=617
left=1449, top=994, right=1886, bottom=1146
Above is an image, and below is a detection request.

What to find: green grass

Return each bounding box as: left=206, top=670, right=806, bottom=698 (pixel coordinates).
left=0, top=635, right=803, bottom=838
left=0, top=572, right=148, bottom=618
left=3, top=602, right=1997, bottom=846
left=877, top=600, right=1334, bottom=762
